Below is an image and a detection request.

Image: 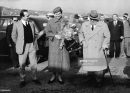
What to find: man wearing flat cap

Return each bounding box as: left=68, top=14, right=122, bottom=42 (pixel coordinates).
left=45, top=7, right=70, bottom=84
left=78, top=10, right=110, bottom=87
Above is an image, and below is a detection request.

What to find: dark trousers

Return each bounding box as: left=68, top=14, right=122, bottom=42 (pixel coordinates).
left=109, top=40, right=120, bottom=57
left=10, top=47, right=19, bottom=67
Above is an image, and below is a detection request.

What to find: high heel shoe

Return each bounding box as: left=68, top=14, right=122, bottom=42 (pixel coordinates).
left=57, top=78, right=64, bottom=84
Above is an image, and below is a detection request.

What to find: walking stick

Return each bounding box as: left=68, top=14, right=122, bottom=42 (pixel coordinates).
left=103, top=49, right=115, bottom=87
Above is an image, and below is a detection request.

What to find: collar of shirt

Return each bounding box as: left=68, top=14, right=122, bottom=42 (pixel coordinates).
left=21, top=19, right=28, bottom=26
left=123, top=20, right=126, bottom=23
left=113, top=20, right=117, bottom=24
left=54, top=16, right=63, bottom=23
left=91, top=25, right=96, bottom=29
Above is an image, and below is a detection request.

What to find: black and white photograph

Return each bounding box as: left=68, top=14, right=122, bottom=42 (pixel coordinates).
left=0, top=0, right=130, bottom=93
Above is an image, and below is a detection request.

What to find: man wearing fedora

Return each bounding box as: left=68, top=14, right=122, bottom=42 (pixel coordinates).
left=78, top=10, right=110, bottom=87
left=108, top=14, right=124, bottom=58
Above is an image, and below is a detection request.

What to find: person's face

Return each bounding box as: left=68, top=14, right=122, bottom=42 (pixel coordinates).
left=22, top=12, right=30, bottom=21
left=90, top=19, right=98, bottom=25
left=12, top=17, right=18, bottom=23
left=100, top=16, right=105, bottom=21
left=113, top=15, right=118, bottom=21
left=54, top=11, right=62, bottom=20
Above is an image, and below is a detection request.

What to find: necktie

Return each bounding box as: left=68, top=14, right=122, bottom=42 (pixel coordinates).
left=91, top=25, right=94, bottom=30
left=25, top=22, right=28, bottom=26
left=114, top=21, right=116, bottom=26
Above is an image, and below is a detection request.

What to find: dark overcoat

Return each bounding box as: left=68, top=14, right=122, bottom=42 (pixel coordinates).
left=6, top=24, right=18, bottom=59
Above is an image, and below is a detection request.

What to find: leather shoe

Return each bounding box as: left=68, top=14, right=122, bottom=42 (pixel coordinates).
left=14, top=64, right=19, bottom=68
left=47, top=78, right=56, bottom=84
left=95, top=80, right=104, bottom=88
left=19, top=81, right=26, bottom=88
left=32, top=79, right=41, bottom=85
left=57, top=79, right=64, bottom=84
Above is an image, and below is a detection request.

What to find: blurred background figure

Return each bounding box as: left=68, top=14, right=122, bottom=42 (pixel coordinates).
left=120, top=14, right=130, bottom=58
left=6, top=17, right=19, bottom=68
left=123, top=13, right=129, bottom=21
left=100, top=14, right=105, bottom=23
left=82, top=14, right=89, bottom=22
left=108, top=14, right=124, bottom=58
left=46, top=12, right=54, bottom=20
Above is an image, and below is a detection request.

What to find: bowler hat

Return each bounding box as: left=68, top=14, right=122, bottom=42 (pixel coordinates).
left=87, top=10, right=100, bottom=20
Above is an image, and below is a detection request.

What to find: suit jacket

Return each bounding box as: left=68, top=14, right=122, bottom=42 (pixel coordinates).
left=108, top=20, right=124, bottom=41
left=6, top=24, right=15, bottom=47
left=11, top=20, right=39, bottom=55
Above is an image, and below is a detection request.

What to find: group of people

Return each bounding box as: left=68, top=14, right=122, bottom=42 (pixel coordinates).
left=5, top=6, right=130, bottom=88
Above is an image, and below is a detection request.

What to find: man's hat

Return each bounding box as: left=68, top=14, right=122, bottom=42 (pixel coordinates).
left=74, top=14, right=79, bottom=19
left=87, top=10, right=100, bottom=20
left=123, top=13, right=128, bottom=18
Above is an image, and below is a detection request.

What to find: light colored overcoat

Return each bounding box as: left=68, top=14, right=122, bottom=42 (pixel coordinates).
left=121, top=20, right=130, bottom=56
left=78, top=21, right=110, bottom=72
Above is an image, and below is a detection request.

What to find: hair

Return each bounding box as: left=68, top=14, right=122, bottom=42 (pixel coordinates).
left=112, top=14, right=118, bottom=17
left=74, top=14, right=79, bottom=19
left=11, top=16, right=18, bottom=20
left=90, top=18, right=99, bottom=22
left=20, top=9, right=28, bottom=17
left=53, top=7, right=62, bottom=14
left=100, top=14, right=104, bottom=17
left=124, top=13, right=128, bottom=16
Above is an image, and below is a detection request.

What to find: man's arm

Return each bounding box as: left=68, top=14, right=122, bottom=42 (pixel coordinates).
left=11, top=23, right=17, bottom=43
left=6, top=25, right=12, bottom=46
left=102, top=23, right=110, bottom=49
left=120, top=21, right=124, bottom=39
left=78, top=23, right=85, bottom=44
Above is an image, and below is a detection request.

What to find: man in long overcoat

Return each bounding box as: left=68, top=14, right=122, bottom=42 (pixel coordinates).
left=78, top=10, right=110, bottom=87
left=120, top=14, right=130, bottom=57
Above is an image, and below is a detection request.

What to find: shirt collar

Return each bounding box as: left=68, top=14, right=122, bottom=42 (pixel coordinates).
left=54, top=16, right=63, bottom=23
left=21, top=19, right=28, bottom=26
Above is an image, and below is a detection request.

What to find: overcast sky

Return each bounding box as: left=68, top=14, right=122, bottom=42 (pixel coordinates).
left=0, top=0, right=130, bottom=15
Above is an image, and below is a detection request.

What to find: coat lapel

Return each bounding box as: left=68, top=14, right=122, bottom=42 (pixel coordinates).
left=19, top=21, right=24, bottom=35
left=88, top=22, right=102, bottom=39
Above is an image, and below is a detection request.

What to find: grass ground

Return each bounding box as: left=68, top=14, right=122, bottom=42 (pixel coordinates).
left=0, top=57, right=130, bottom=93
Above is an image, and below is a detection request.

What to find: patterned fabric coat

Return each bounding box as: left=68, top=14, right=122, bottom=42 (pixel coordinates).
left=45, top=17, right=70, bottom=73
